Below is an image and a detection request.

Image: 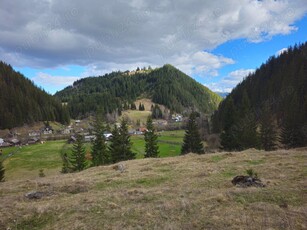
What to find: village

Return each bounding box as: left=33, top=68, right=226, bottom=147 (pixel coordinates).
left=0, top=114, right=184, bottom=149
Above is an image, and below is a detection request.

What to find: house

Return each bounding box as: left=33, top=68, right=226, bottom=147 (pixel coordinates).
left=27, top=137, right=40, bottom=145
left=84, top=135, right=95, bottom=142
left=41, top=126, right=53, bottom=135
left=68, top=135, right=77, bottom=144
left=28, top=130, right=40, bottom=137
left=0, top=138, right=4, bottom=145
left=62, top=128, right=71, bottom=135
left=172, top=114, right=183, bottom=122
left=103, top=132, right=112, bottom=140
left=0, top=142, right=11, bottom=148
left=75, top=120, right=81, bottom=125
left=6, top=138, right=21, bottom=146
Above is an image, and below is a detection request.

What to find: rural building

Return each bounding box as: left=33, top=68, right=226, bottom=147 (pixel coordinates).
left=28, top=130, right=40, bottom=137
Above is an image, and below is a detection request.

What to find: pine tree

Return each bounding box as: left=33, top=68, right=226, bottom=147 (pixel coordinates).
left=144, top=116, right=159, bottom=158
left=181, top=112, right=204, bottom=154
left=0, top=159, right=5, bottom=182
left=260, top=107, right=278, bottom=151
left=70, top=134, right=86, bottom=172
left=109, top=119, right=135, bottom=163
left=91, top=115, right=110, bottom=166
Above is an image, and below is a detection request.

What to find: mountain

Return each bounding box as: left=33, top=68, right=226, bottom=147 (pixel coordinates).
left=0, top=61, right=70, bottom=129
left=212, top=42, right=307, bottom=149
left=55, top=64, right=222, bottom=118
left=215, top=92, right=229, bottom=98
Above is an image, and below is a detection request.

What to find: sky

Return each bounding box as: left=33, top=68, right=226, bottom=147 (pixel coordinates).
left=1, top=0, right=307, bottom=94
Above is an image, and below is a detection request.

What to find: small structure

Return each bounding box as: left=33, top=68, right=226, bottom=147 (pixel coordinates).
left=6, top=138, right=21, bottom=146
left=84, top=135, right=95, bottom=142
left=62, top=128, right=71, bottom=135
left=103, top=132, right=112, bottom=140
left=68, top=135, right=77, bottom=144
left=27, top=137, right=40, bottom=145
left=0, top=138, right=4, bottom=145
left=28, top=130, right=40, bottom=137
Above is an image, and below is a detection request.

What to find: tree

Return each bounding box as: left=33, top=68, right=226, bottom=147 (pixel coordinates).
left=0, top=159, right=5, bottom=182
left=91, top=115, right=110, bottom=166
left=144, top=116, right=159, bottom=158
left=70, top=134, right=86, bottom=172
left=260, top=107, right=278, bottom=151
left=109, top=118, right=135, bottom=163
left=60, top=143, right=71, bottom=173
left=181, top=112, right=204, bottom=154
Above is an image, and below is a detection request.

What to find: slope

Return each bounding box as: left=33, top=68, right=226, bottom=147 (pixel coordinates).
left=0, top=148, right=306, bottom=229
left=212, top=42, right=307, bottom=148
left=0, top=61, right=70, bottom=129
left=55, top=64, right=222, bottom=118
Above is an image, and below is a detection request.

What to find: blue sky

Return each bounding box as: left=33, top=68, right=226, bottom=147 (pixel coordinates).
left=1, top=0, right=307, bottom=94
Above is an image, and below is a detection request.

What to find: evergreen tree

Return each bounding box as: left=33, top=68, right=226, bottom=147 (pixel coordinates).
left=60, top=143, right=71, bottom=173
left=144, top=116, right=159, bottom=158
left=91, top=115, right=110, bottom=166
left=0, top=159, right=5, bottom=182
left=181, top=112, right=204, bottom=154
left=70, top=134, right=86, bottom=172
left=220, top=97, right=239, bottom=150
left=109, top=119, right=135, bottom=163
left=260, top=106, right=278, bottom=151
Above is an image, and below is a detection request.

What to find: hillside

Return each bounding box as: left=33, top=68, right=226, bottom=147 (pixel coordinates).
left=0, top=148, right=306, bottom=229
left=212, top=42, right=307, bottom=149
left=0, top=61, right=70, bottom=129
left=55, top=64, right=222, bottom=118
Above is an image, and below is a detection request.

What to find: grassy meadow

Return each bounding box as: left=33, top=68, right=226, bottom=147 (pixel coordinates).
left=1, top=130, right=185, bottom=181
left=0, top=148, right=306, bottom=229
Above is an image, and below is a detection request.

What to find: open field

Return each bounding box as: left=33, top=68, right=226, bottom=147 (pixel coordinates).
left=1, top=130, right=185, bottom=181
left=0, top=148, right=306, bottom=229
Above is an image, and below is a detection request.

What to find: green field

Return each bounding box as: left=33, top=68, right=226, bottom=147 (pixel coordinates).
left=1, top=130, right=185, bottom=181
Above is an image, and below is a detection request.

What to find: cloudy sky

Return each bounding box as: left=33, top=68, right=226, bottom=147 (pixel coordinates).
left=1, top=0, right=307, bottom=94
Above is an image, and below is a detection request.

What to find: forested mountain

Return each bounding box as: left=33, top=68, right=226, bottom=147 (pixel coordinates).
left=0, top=61, right=70, bottom=129
left=212, top=42, right=307, bottom=150
left=55, top=64, right=222, bottom=118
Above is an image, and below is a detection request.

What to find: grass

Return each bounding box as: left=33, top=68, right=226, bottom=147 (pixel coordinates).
left=1, top=130, right=185, bottom=181
left=0, top=148, right=306, bottom=229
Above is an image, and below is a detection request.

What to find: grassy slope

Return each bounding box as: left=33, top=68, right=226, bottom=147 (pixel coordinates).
left=0, top=148, right=306, bottom=229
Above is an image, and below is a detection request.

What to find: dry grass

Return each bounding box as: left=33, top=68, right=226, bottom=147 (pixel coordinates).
left=0, top=148, right=306, bottom=229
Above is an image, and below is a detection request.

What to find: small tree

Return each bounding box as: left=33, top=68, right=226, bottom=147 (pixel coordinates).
left=0, top=159, right=5, bottom=182
left=260, top=108, right=278, bottom=151
left=181, top=112, right=204, bottom=154
left=91, top=115, right=110, bottom=166
left=144, top=116, right=159, bottom=158
left=109, top=118, right=135, bottom=163
left=70, top=134, right=86, bottom=172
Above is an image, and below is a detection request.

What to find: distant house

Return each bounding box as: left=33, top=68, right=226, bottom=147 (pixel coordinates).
left=27, top=137, right=40, bottom=145
left=103, top=132, right=112, bottom=140
left=172, top=114, right=183, bottom=122
left=0, top=138, right=4, bottom=145
left=41, top=126, right=53, bottom=135
left=28, top=130, right=40, bottom=137
left=62, top=128, right=71, bottom=135
left=75, top=120, right=81, bottom=125
left=84, top=135, right=95, bottom=142
left=68, top=135, right=77, bottom=144
left=6, top=138, right=21, bottom=146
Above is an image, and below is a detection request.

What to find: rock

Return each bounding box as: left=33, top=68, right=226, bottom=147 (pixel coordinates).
left=231, top=175, right=265, bottom=187
left=25, top=191, right=45, bottom=199
left=112, top=164, right=125, bottom=173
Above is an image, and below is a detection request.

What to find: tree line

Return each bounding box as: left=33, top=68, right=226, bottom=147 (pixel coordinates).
left=212, top=42, right=307, bottom=150
left=0, top=61, right=70, bottom=129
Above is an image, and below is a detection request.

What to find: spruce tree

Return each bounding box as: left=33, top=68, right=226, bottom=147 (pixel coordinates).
left=109, top=119, right=135, bottom=163
left=0, top=159, right=5, bottom=182
left=260, top=107, right=278, bottom=151
left=181, top=112, right=204, bottom=154
left=144, top=116, right=159, bottom=158
left=60, top=143, right=71, bottom=173
left=70, top=134, right=86, bottom=172
left=91, top=115, right=110, bottom=166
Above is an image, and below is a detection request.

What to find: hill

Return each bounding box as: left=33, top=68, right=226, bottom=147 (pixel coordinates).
left=212, top=42, right=307, bottom=149
left=55, top=64, right=222, bottom=118
left=0, top=148, right=306, bottom=229
left=0, top=61, right=70, bottom=129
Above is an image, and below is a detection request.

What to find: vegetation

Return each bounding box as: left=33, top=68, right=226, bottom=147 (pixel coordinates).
left=55, top=64, right=222, bottom=118
left=144, top=116, right=159, bottom=158
left=109, top=118, right=135, bottom=163
left=181, top=112, right=204, bottom=154
left=0, top=148, right=306, bottom=229
left=213, top=42, right=307, bottom=150
left=0, top=61, right=70, bottom=129
left=0, top=159, right=5, bottom=182
left=70, top=135, right=86, bottom=172
left=91, top=115, right=110, bottom=166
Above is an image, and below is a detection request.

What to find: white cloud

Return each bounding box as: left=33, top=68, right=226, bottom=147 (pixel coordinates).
left=276, top=47, right=288, bottom=56
left=0, top=0, right=306, bottom=81
left=205, top=69, right=255, bottom=93
left=32, top=72, right=81, bottom=88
